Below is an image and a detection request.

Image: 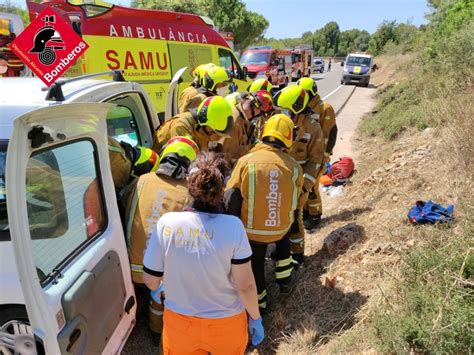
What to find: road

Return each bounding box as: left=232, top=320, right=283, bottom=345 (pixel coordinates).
left=122, top=64, right=357, bottom=354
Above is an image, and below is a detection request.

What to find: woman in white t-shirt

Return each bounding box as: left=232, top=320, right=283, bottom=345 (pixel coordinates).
left=143, top=152, right=264, bottom=354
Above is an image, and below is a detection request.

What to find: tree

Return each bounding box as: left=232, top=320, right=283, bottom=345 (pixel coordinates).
left=369, top=20, right=398, bottom=55
left=131, top=0, right=268, bottom=51
left=321, top=21, right=340, bottom=55
left=355, top=32, right=370, bottom=52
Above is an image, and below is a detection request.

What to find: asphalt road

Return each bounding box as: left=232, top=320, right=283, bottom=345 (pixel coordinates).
left=121, top=64, right=355, bottom=354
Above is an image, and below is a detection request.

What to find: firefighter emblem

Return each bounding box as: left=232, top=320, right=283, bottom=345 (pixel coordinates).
left=29, top=15, right=66, bottom=66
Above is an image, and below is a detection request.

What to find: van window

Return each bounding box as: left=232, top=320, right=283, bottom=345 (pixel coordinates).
left=218, top=48, right=244, bottom=80
left=0, top=140, right=8, bottom=242
left=107, top=93, right=154, bottom=148
left=26, top=140, right=106, bottom=284
left=168, top=43, right=213, bottom=82
left=106, top=106, right=139, bottom=147
left=346, top=56, right=371, bottom=67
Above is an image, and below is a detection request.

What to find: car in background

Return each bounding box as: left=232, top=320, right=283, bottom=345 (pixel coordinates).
left=341, top=53, right=373, bottom=87
left=313, top=57, right=325, bottom=73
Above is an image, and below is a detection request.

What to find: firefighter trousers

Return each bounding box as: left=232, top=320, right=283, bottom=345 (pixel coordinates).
left=149, top=290, right=165, bottom=334
left=289, top=208, right=305, bottom=255
left=305, top=169, right=325, bottom=216
left=250, top=234, right=293, bottom=310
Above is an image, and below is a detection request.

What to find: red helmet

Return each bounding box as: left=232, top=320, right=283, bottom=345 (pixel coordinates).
left=251, top=90, right=274, bottom=113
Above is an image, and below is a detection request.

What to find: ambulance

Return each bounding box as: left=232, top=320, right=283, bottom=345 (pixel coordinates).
left=26, top=0, right=252, bottom=119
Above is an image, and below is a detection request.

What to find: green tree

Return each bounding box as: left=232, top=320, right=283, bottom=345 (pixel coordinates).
left=369, top=20, right=398, bottom=55
left=321, top=21, right=340, bottom=55
left=0, top=1, right=30, bottom=25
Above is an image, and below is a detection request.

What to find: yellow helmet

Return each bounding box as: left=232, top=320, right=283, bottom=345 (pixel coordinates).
left=197, top=96, right=233, bottom=136
left=261, top=114, right=295, bottom=148
left=248, top=78, right=273, bottom=94
left=273, top=85, right=309, bottom=115
left=200, top=66, right=233, bottom=91
left=160, top=136, right=200, bottom=163
left=225, top=92, right=240, bottom=107
left=297, top=77, right=318, bottom=97
left=192, top=62, right=215, bottom=79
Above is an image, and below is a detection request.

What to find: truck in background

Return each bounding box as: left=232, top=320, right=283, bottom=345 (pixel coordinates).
left=291, top=47, right=313, bottom=80
left=240, top=46, right=292, bottom=89
left=26, top=0, right=252, bottom=118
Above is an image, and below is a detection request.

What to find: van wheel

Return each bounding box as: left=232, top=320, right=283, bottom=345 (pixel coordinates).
left=0, top=306, right=44, bottom=355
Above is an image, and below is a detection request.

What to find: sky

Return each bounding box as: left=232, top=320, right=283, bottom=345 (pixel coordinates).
left=6, top=0, right=431, bottom=37
left=243, top=0, right=430, bottom=37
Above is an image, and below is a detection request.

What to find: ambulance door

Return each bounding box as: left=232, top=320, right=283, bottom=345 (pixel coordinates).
left=5, top=103, right=136, bottom=354
left=217, top=47, right=251, bottom=93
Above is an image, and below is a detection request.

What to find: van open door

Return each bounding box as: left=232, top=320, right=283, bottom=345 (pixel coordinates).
left=5, top=103, right=136, bottom=354
left=165, top=66, right=187, bottom=121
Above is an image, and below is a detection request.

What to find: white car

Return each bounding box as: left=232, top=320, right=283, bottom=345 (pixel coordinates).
left=0, top=71, right=181, bottom=354
left=313, top=58, right=325, bottom=73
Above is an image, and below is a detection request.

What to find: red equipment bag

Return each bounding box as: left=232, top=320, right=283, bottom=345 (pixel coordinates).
left=330, top=157, right=355, bottom=181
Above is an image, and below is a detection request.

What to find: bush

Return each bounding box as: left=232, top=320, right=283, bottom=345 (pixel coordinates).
left=372, top=219, right=474, bottom=353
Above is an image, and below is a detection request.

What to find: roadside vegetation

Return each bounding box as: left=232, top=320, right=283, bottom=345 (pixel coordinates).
left=262, top=1, right=473, bottom=353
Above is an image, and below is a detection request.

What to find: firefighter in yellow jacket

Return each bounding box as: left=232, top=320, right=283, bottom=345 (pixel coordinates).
left=178, top=63, right=215, bottom=113
left=273, top=85, right=325, bottom=266
left=124, top=136, right=199, bottom=338
left=178, top=65, right=233, bottom=113
left=221, top=90, right=274, bottom=164
left=108, top=137, right=159, bottom=190
left=248, top=79, right=278, bottom=141
left=153, top=95, right=233, bottom=153
left=297, top=77, right=338, bottom=229
left=225, top=114, right=303, bottom=311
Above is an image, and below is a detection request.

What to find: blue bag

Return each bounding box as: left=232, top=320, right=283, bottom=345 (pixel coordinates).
left=408, top=200, right=454, bottom=224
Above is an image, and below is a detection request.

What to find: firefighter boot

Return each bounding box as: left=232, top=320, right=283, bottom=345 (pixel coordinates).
left=304, top=214, right=322, bottom=230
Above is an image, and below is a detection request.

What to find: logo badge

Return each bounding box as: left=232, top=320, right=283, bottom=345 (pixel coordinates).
left=9, top=7, right=89, bottom=86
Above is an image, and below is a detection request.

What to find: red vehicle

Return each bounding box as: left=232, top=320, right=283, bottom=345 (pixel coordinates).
left=291, top=47, right=314, bottom=80
left=240, top=46, right=292, bottom=88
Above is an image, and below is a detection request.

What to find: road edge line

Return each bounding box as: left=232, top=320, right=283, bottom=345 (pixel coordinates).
left=334, top=85, right=357, bottom=117
left=322, top=84, right=344, bottom=100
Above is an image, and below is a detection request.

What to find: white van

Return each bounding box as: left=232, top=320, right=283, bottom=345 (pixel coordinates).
left=341, top=53, right=373, bottom=87
left=0, top=71, right=183, bottom=354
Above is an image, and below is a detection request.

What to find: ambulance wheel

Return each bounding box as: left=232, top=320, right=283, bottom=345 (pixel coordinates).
left=0, top=306, right=45, bottom=355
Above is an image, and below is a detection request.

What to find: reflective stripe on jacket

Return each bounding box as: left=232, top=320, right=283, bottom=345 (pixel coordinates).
left=225, top=143, right=303, bottom=243
left=289, top=112, right=325, bottom=191
left=125, top=173, right=189, bottom=284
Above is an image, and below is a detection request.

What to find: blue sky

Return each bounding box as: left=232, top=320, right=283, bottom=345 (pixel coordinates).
left=8, top=0, right=431, bottom=37
left=243, top=0, right=430, bottom=37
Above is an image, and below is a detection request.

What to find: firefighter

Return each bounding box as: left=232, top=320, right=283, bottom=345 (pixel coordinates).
left=124, top=135, right=199, bottom=339
left=248, top=78, right=273, bottom=94
left=178, top=65, right=233, bottom=113
left=273, top=86, right=324, bottom=266
left=153, top=95, right=233, bottom=153
left=178, top=62, right=215, bottom=113
left=225, top=114, right=304, bottom=312
left=297, top=77, right=338, bottom=229
left=108, top=137, right=159, bottom=190
left=221, top=90, right=274, bottom=164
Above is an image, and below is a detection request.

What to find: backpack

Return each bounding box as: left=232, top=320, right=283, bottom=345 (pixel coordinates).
left=330, top=157, right=355, bottom=182
left=407, top=200, right=454, bottom=224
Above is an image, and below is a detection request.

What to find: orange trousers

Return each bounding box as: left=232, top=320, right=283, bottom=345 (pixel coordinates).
left=162, top=309, right=248, bottom=355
